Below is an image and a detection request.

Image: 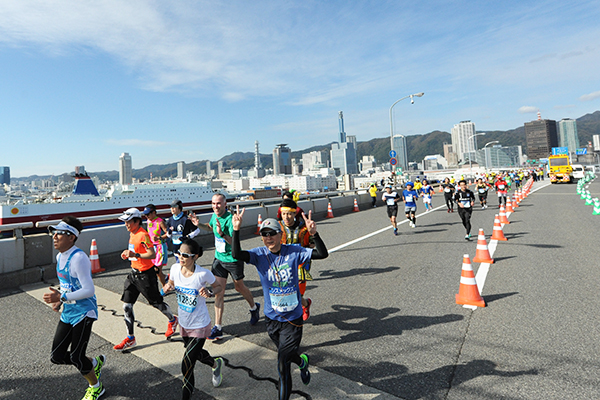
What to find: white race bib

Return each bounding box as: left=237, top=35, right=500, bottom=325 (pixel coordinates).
left=215, top=236, right=227, bottom=253
left=405, top=195, right=413, bottom=203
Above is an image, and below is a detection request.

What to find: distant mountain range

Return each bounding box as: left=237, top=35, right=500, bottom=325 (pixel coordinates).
left=17, top=111, right=600, bottom=182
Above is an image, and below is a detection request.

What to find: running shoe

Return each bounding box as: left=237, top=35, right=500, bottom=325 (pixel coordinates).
left=302, top=298, right=312, bottom=321
left=465, top=234, right=471, bottom=240
left=249, top=302, right=261, bottom=325
left=299, top=354, right=310, bottom=385
left=82, top=382, right=105, bottom=400
left=393, top=228, right=398, bottom=236
left=94, top=355, right=106, bottom=380
left=212, top=357, right=223, bottom=387
left=207, top=326, right=223, bottom=341
left=113, top=337, right=136, bottom=351
left=165, top=316, right=178, bottom=338
left=447, top=209, right=450, bottom=213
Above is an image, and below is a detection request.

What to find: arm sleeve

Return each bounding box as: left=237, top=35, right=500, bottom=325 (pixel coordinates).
left=65, top=253, right=95, bottom=301
left=187, top=227, right=201, bottom=239
left=232, top=231, right=251, bottom=263
left=310, top=232, right=328, bottom=260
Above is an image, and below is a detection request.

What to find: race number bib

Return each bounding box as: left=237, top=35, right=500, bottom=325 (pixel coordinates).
left=444, top=188, right=451, bottom=193
left=386, top=197, right=396, bottom=206
left=59, top=282, right=76, bottom=304
left=215, top=236, right=227, bottom=253
left=127, top=243, right=138, bottom=261
left=268, top=263, right=299, bottom=313
left=478, top=188, right=486, bottom=193
left=498, top=184, right=505, bottom=190
left=176, top=286, right=198, bottom=313
left=405, top=195, right=414, bottom=203
left=461, top=199, right=471, bottom=208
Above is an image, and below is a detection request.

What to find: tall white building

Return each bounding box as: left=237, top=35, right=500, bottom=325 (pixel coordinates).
left=302, top=151, right=329, bottom=172
left=177, top=161, right=186, bottom=179
left=451, top=121, right=477, bottom=163
left=392, top=135, right=408, bottom=171
left=273, top=144, right=292, bottom=175
left=558, top=118, right=580, bottom=154
left=119, top=152, right=132, bottom=185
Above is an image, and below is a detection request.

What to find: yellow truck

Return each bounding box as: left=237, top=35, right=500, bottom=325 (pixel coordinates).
left=547, top=155, right=573, bottom=183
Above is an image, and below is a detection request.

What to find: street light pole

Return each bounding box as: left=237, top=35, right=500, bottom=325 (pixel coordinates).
left=468, top=132, right=486, bottom=177
left=389, top=92, right=424, bottom=184
left=483, top=141, right=500, bottom=171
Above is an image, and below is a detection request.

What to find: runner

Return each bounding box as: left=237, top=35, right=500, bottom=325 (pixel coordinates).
left=494, top=174, right=508, bottom=207
left=454, top=180, right=476, bottom=240
left=420, top=179, right=434, bottom=212
left=166, top=200, right=201, bottom=260
left=142, top=204, right=169, bottom=291
left=475, top=178, right=491, bottom=209
left=231, top=209, right=329, bottom=400
left=278, top=198, right=315, bottom=320
left=114, top=208, right=178, bottom=351
left=402, top=182, right=419, bottom=228
left=190, top=193, right=259, bottom=341
left=369, top=183, right=378, bottom=208
left=413, top=179, right=423, bottom=195
left=276, top=191, right=304, bottom=220
left=162, top=238, right=225, bottom=399
left=441, top=178, right=455, bottom=213
left=381, top=184, right=401, bottom=235
left=43, top=216, right=105, bottom=400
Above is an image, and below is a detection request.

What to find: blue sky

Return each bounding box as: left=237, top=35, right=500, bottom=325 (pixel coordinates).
left=1, top=0, right=599, bottom=177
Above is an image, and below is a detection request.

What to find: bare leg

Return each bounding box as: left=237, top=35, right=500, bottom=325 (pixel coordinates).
left=213, top=276, right=227, bottom=326
left=233, top=279, right=256, bottom=308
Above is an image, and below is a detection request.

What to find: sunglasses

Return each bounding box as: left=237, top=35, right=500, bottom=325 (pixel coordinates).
left=51, top=230, right=73, bottom=236
left=260, top=230, right=279, bottom=237
left=176, top=251, right=195, bottom=259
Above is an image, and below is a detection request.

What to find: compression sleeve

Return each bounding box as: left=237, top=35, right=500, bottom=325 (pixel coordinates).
left=310, top=232, right=328, bottom=260
left=187, top=227, right=201, bottom=239
left=64, top=253, right=95, bottom=301
left=232, top=231, right=251, bottom=263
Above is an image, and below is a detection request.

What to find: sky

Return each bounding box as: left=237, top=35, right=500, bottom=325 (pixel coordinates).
left=1, top=0, right=600, bottom=177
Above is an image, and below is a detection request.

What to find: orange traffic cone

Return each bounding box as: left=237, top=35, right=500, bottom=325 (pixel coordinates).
left=512, top=194, right=519, bottom=208
left=499, top=205, right=510, bottom=224
left=326, top=202, right=334, bottom=218
left=490, top=214, right=508, bottom=241
left=439, top=185, right=443, bottom=193
left=255, top=214, right=262, bottom=235
left=455, top=254, right=486, bottom=308
left=472, top=229, right=494, bottom=263
left=517, top=189, right=523, bottom=203
left=506, top=197, right=514, bottom=213
left=90, top=239, right=105, bottom=274
left=353, top=198, right=360, bottom=212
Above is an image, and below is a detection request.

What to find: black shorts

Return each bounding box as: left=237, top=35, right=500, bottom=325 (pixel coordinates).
left=212, top=258, right=245, bottom=281
left=265, top=316, right=303, bottom=353
left=387, top=205, right=398, bottom=218
left=121, top=268, right=164, bottom=306
left=478, top=192, right=488, bottom=201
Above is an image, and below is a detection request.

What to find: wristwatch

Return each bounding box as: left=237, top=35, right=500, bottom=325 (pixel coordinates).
left=60, top=292, right=67, bottom=302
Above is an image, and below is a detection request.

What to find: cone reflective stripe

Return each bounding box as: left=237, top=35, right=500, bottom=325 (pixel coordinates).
left=326, top=202, right=334, bottom=218
left=512, top=194, right=519, bottom=208
left=255, top=214, right=262, bottom=235
left=353, top=198, right=360, bottom=212
left=491, top=215, right=507, bottom=241
left=455, top=254, right=486, bottom=308
left=499, top=205, right=510, bottom=224
left=505, top=197, right=514, bottom=213
left=472, top=229, right=494, bottom=264
left=90, top=239, right=105, bottom=274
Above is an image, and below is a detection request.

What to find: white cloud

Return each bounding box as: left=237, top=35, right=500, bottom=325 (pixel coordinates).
left=105, top=139, right=168, bottom=147
left=580, top=91, right=600, bottom=102
left=518, top=106, right=538, bottom=114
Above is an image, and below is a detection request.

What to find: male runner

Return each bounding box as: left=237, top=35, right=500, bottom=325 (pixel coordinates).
left=494, top=174, right=508, bottom=207
left=191, top=193, right=259, bottom=340
left=114, top=208, right=178, bottom=351
left=475, top=179, right=491, bottom=209
left=166, top=200, right=200, bottom=259
left=454, top=180, right=476, bottom=240
left=402, top=182, right=419, bottom=228
left=231, top=210, right=329, bottom=400
left=441, top=178, right=455, bottom=213
left=43, top=216, right=105, bottom=400
left=279, top=198, right=315, bottom=320
left=381, top=184, right=401, bottom=235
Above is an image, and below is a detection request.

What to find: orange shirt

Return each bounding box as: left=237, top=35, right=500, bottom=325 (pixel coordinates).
left=129, top=227, right=154, bottom=272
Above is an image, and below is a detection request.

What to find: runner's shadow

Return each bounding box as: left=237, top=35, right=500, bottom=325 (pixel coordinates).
left=323, top=359, right=538, bottom=400
left=484, top=291, right=519, bottom=304
left=410, top=229, right=447, bottom=234
left=317, top=266, right=400, bottom=280
left=492, top=256, right=517, bottom=262
left=306, top=304, right=464, bottom=349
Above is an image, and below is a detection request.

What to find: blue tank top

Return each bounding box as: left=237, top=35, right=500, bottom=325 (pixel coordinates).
left=57, top=248, right=98, bottom=325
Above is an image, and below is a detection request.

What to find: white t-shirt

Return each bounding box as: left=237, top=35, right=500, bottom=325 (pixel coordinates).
left=171, top=263, right=216, bottom=330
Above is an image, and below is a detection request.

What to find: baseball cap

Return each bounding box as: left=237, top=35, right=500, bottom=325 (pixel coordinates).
left=48, top=221, right=80, bottom=237
left=118, top=208, right=142, bottom=221
left=385, top=184, right=393, bottom=189
left=259, top=218, right=282, bottom=234
left=142, top=204, right=156, bottom=215
left=406, top=181, right=414, bottom=187
left=170, top=199, right=183, bottom=208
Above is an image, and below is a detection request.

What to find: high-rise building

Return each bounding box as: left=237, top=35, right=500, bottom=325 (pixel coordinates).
left=558, top=118, right=580, bottom=154
left=206, top=160, right=212, bottom=176
left=475, top=145, right=523, bottom=168
left=338, top=111, right=347, bottom=143
left=359, top=155, right=377, bottom=173
left=217, top=161, right=224, bottom=176
left=177, top=161, right=186, bottom=179
left=0, top=166, right=10, bottom=185
left=302, top=151, right=329, bottom=172
left=451, top=121, right=477, bottom=162
left=119, top=153, right=132, bottom=185
left=273, top=144, right=292, bottom=175
left=392, top=135, right=408, bottom=171
left=524, top=118, right=558, bottom=160
left=330, top=142, right=358, bottom=176
left=593, top=135, right=600, bottom=152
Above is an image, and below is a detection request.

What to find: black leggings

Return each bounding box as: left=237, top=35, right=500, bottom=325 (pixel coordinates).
left=458, top=207, right=472, bottom=235
left=182, top=337, right=215, bottom=400
left=266, top=317, right=303, bottom=400
left=51, top=316, right=94, bottom=375
left=444, top=194, right=454, bottom=210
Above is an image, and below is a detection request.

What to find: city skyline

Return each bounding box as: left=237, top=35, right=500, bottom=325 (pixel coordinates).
left=1, top=1, right=600, bottom=177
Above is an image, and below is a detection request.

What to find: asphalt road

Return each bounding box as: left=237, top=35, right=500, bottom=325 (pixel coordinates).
left=2, top=178, right=600, bottom=400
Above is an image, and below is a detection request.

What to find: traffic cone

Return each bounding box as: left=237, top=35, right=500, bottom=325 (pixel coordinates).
left=512, top=194, right=519, bottom=208
left=439, top=185, right=443, bottom=193
left=491, top=215, right=508, bottom=241
left=353, top=198, right=360, bottom=212
left=455, top=254, right=486, bottom=308
left=90, top=239, right=105, bottom=274
left=585, top=193, right=594, bottom=206
left=255, top=214, right=262, bottom=235
left=472, top=229, right=494, bottom=264
left=505, top=197, right=514, bottom=213
left=326, top=202, right=334, bottom=218
left=592, top=199, right=600, bottom=215
left=499, top=205, right=510, bottom=224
